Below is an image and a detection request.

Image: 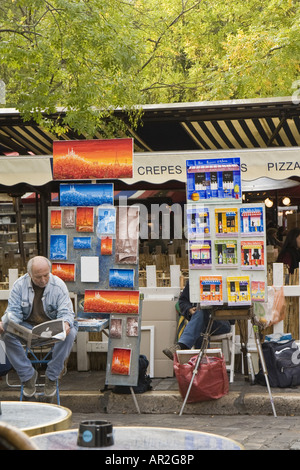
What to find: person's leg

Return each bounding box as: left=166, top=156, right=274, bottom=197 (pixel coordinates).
left=179, top=309, right=210, bottom=349
left=45, top=326, right=77, bottom=381
left=194, top=319, right=231, bottom=348
left=2, top=332, right=35, bottom=382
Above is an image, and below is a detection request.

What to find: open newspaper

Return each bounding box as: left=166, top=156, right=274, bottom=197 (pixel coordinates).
left=5, top=315, right=66, bottom=348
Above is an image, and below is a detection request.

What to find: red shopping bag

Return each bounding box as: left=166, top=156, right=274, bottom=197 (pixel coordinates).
left=174, top=353, right=229, bottom=403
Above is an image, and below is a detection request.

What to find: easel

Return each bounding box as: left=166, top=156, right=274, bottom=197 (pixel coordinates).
left=179, top=305, right=277, bottom=417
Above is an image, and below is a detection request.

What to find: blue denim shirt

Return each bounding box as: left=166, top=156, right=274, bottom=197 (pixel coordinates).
left=2, top=273, right=76, bottom=328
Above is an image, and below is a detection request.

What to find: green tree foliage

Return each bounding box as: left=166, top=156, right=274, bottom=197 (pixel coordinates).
left=0, top=0, right=299, bottom=135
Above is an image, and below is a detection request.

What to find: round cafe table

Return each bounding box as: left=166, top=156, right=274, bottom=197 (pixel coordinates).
left=0, top=401, right=72, bottom=437
left=31, top=426, right=244, bottom=450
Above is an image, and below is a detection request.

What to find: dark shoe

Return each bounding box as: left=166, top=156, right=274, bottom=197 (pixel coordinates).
left=23, top=370, right=38, bottom=398
left=162, top=343, right=182, bottom=360
left=44, top=376, right=57, bottom=397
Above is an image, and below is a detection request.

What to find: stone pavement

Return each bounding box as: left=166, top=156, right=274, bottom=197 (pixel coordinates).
left=3, top=370, right=300, bottom=450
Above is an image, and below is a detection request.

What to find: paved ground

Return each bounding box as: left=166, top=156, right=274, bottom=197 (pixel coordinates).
left=70, top=412, right=300, bottom=451
left=3, top=370, right=300, bottom=450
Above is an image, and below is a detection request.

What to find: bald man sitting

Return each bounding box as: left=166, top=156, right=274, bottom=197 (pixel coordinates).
left=0, top=256, right=77, bottom=399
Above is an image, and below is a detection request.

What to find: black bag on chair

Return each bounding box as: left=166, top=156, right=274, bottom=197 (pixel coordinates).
left=255, top=340, right=300, bottom=388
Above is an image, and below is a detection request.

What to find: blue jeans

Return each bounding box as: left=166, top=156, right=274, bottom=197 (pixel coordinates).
left=179, top=309, right=231, bottom=349
left=2, top=322, right=77, bottom=382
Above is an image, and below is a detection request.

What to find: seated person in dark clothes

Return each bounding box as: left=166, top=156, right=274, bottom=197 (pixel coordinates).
left=163, top=281, right=231, bottom=360
left=277, top=227, right=300, bottom=274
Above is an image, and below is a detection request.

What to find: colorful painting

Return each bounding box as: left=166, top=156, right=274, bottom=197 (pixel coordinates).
left=84, top=290, right=139, bottom=314
left=240, top=206, right=264, bottom=236
left=49, top=234, right=68, bottom=260
left=76, top=207, right=94, bottom=232
left=52, top=263, right=76, bottom=282
left=227, top=276, right=251, bottom=306
left=214, top=207, right=238, bottom=237
left=60, top=183, right=113, bottom=206
left=188, top=239, right=212, bottom=269
left=101, top=237, right=113, bottom=255
left=251, top=280, right=266, bottom=302
left=200, top=276, right=223, bottom=305
left=214, top=240, right=238, bottom=267
left=53, top=138, right=133, bottom=180
left=186, top=157, right=241, bottom=203
left=241, top=240, right=265, bottom=269
left=50, top=209, right=62, bottom=229
left=111, top=348, right=131, bottom=375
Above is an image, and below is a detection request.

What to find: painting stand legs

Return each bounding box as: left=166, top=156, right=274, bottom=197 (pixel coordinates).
left=130, top=387, right=141, bottom=414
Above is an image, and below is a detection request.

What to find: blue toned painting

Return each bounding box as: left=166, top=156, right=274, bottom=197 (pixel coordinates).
left=109, top=269, right=135, bottom=288
left=73, top=237, right=92, bottom=249
left=60, top=183, right=114, bottom=206
left=50, top=234, right=68, bottom=260
left=96, top=207, right=116, bottom=236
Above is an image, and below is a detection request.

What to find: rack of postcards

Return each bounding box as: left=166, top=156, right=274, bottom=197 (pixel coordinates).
left=185, top=157, right=267, bottom=306
left=49, top=138, right=141, bottom=387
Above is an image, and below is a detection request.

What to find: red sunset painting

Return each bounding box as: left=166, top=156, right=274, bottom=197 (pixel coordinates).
left=84, top=290, right=139, bottom=314
left=53, top=138, right=133, bottom=180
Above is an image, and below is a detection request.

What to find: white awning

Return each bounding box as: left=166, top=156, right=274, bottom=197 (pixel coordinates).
left=0, top=156, right=52, bottom=186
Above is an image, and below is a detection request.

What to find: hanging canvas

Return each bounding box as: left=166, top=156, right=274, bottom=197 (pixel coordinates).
left=53, top=138, right=133, bottom=180
left=96, top=207, right=116, bottom=236
left=101, top=236, right=113, bottom=255
left=84, top=290, right=139, bottom=314
left=76, top=207, right=94, bottom=232
left=111, top=348, right=132, bottom=376
left=50, top=234, right=68, bottom=260
left=186, top=205, right=210, bottom=238
left=80, top=256, right=99, bottom=282
left=60, top=183, right=114, bottom=206
left=126, top=317, right=139, bottom=337
left=109, top=269, right=135, bottom=288
left=73, top=237, right=92, bottom=249
left=50, top=209, right=62, bottom=229
left=115, top=206, right=139, bottom=264
left=63, top=208, right=76, bottom=228
left=188, top=239, right=212, bottom=269
left=52, top=263, right=76, bottom=282
left=109, top=318, right=122, bottom=339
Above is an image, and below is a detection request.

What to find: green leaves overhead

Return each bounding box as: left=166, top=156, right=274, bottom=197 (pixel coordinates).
left=0, top=0, right=299, bottom=135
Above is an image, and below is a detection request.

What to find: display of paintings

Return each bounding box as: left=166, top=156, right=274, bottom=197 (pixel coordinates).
left=50, top=209, right=62, bottom=229
left=109, top=319, right=122, bottom=339
left=109, top=269, right=135, bottom=288
left=101, top=237, right=113, bottom=255
left=115, top=206, right=139, bottom=264
left=52, top=263, right=76, bottom=282
left=240, top=206, right=264, bottom=236
left=53, top=138, right=133, bottom=180
left=251, top=281, right=266, bottom=302
left=80, top=256, right=99, bottom=282
left=186, top=205, right=210, bottom=238
left=50, top=234, right=68, bottom=260
left=186, top=157, right=241, bottom=203
left=214, top=207, right=238, bottom=237
left=126, top=317, right=139, bottom=337
left=214, top=240, right=238, bottom=267
left=73, top=237, right=92, bottom=249
left=241, top=240, right=265, bottom=269
left=188, top=240, right=212, bottom=269
left=227, top=276, right=251, bottom=306
left=84, top=290, right=139, bottom=314
left=111, top=348, right=131, bottom=375
left=63, top=208, right=76, bottom=228
left=200, top=276, right=223, bottom=305
left=60, top=183, right=114, bottom=207
left=96, top=207, right=116, bottom=236
left=76, top=207, right=94, bottom=232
